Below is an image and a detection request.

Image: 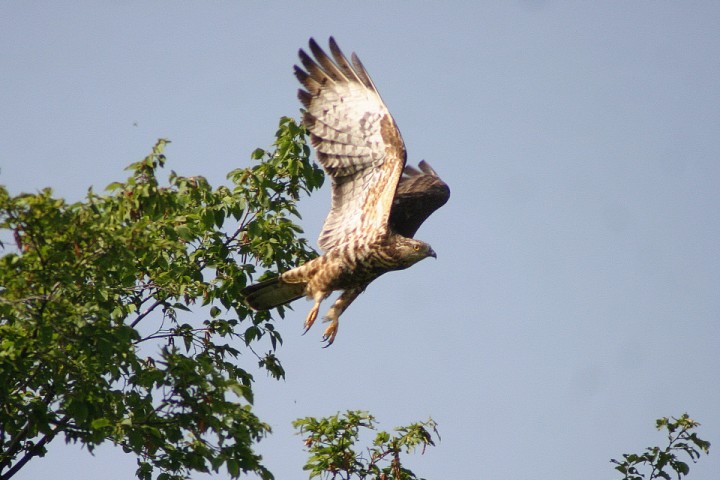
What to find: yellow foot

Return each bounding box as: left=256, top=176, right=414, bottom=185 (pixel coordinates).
left=322, top=319, right=339, bottom=347
left=303, top=306, right=319, bottom=335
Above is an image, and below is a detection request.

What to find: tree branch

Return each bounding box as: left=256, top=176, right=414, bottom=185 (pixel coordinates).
left=0, top=415, right=69, bottom=480
left=130, top=297, right=166, bottom=328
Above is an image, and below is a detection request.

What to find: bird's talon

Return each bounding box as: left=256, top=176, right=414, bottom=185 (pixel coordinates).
left=321, top=321, right=338, bottom=346
left=303, top=306, right=319, bottom=334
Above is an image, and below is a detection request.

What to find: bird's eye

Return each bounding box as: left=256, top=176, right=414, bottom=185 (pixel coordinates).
left=413, top=245, right=421, bottom=251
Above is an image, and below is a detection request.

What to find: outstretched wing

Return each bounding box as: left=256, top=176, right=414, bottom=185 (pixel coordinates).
left=389, top=161, right=450, bottom=238
left=295, top=37, right=407, bottom=251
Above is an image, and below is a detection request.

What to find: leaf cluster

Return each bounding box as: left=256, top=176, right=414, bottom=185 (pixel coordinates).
left=611, top=414, right=711, bottom=480
left=293, top=411, right=439, bottom=480
left=0, top=117, right=322, bottom=480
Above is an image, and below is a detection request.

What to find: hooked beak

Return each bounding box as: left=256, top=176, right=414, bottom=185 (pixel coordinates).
left=428, top=248, right=437, bottom=259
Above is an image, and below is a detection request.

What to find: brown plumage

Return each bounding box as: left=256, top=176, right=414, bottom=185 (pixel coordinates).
left=242, top=37, right=450, bottom=345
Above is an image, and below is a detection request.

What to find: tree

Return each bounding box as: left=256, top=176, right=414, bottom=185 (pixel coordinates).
left=611, top=414, right=710, bottom=480
left=293, top=411, right=439, bottom=480
left=0, top=117, right=324, bottom=479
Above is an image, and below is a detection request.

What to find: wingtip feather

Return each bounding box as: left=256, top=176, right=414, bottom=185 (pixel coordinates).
left=298, top=89, right=312, bottom=108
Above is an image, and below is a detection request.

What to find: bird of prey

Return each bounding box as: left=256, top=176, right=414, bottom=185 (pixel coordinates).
left=241, top=37, right=450, bottom=345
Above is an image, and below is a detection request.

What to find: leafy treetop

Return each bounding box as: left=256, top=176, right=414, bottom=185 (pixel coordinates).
left=0, top=117, right=322, bottom=480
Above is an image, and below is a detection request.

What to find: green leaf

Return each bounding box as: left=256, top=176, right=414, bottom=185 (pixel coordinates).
left=175, top=224, right=195, bottom=241
left=91, top=418, right=112, bottom=430
left=251, top=148, right=265, bottom=160
left=226, top=458, right=240, bottom=478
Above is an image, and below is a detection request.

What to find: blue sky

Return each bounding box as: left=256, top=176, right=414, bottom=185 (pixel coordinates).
left=2, top=2, right=719, bottom=479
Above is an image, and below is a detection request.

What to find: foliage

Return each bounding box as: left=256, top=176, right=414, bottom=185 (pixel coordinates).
left=293, top=411, right=439, bottom=480
left=611, top=414, right=710, bottom=480
left=0, top=117, right=323, bottom=480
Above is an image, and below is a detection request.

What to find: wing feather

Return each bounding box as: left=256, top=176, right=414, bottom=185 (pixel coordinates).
left=350, top=54, right=379, bottom=92
left=389, top=161, right=450, bottom=238
left=296, top=37, right=407, bottom=251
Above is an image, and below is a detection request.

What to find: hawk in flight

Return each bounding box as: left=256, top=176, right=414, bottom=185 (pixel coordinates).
left=242, top=38, right=450, bottom=345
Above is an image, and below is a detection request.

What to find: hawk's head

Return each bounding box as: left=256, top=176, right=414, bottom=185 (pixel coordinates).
left=393, top=237, right=436, bottom=270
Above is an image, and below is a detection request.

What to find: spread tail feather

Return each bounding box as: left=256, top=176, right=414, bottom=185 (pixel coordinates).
left=242, top=277, right=306, bottom=310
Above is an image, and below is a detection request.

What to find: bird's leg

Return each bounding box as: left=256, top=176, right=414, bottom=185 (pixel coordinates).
left=322, top=286, right=365, bottom=346
left=303, top=291, right=328, bottom=335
